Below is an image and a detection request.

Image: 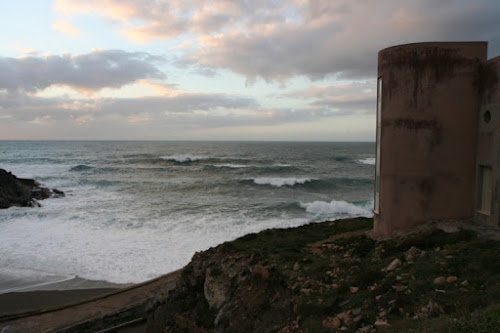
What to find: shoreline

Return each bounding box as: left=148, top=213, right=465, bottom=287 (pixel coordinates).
left=0, top=271, right=130, bottom=294
left=8, top=275, right=131, bottom=292
left=0, top=288, right=119, bottom=316
left=0, top=270, right=181, bottom=332
left=0, top=275, right=132, bottom=317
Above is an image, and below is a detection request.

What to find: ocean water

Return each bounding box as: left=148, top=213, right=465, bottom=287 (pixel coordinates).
left=0, top=141, right=374, bottom=287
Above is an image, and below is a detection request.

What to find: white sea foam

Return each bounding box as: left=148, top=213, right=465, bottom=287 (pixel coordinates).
left=0, top=191, right=371, bottom=286
left=213, top=164, right=248, bottom=168
left=160, top=155, right=202, bottom=163
left=358, top=158, right=376, bottom=165
left=253, top=177, right=311, bottom=187
left=0, top=198, right=311, bottom=284
left=300, top=200, right=373, bottom=221
left=0, top=196, right=370, bottom=286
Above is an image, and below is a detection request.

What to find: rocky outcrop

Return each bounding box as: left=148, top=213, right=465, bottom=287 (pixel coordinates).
left=0, top=169, right=65, bottom=209
left=146, top=219, right=374, bottom=332
left=147, top=247, right=293, bottom=332
left=146, top=218, right=500, bottom=332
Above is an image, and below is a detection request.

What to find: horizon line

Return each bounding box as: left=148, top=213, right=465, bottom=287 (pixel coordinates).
left=0, top=139, right=375, bottom=143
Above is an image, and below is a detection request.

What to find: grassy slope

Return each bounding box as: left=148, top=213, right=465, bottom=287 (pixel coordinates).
left=149, top=218, right=500, bottom=332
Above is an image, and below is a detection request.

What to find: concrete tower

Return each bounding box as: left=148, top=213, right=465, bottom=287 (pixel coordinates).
left=373, top=42, right=488, bottom=237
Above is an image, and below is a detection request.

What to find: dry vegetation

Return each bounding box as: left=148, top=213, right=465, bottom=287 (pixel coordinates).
left=147, top=218, right=500, bottom=332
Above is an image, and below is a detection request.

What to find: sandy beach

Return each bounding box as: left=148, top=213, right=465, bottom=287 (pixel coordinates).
left=0, top=276, right=128, bottom=316
left=0, top=271, right=180, bottom=332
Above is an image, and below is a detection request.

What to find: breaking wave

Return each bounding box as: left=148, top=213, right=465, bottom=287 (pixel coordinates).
left=252, top=177, right=312, bottom=187
left=70, top=164, right=94, bottom=172
left=358, top=158, right=376, bottom=165
left=212, top=164, right=249, bottom=169
left=160, top=155, right=203, bottom=163
left=240, top=177, right=373, bottom=191
left=300, top=200, right=373, bottom=221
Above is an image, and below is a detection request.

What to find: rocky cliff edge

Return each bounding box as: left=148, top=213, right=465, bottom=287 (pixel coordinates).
left=0, top=169, right=64, bottom=209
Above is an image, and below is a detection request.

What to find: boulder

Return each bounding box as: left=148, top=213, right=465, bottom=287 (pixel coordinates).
left=204, top=268, right=231, bottom=310
left=0, top=169, right=64, bottom=209
left=322, top=316, right=341, bottom=329
left=385, top=258, right=402, bottom=272
left=433, top=276, right=446, bottom=285
left=404, top=246, right=422, bottom=261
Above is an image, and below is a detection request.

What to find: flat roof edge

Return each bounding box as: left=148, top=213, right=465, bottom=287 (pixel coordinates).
left=379, top=41, right=488, bottom=54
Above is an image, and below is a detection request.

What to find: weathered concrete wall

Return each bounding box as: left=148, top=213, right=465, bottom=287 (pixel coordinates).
left=475, top=56, right=500, bottom=227
left=373, top=42, right=487, bottom=237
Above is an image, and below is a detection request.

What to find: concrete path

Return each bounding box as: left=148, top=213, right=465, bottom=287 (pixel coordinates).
left=0, top=270, right=180, bottom=332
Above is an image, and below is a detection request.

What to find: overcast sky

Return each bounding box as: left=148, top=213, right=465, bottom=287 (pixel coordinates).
left=0, top=0, right=499, bottom=141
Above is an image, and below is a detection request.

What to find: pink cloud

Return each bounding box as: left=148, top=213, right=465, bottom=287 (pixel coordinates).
left=52, top=20, right=81, bottom=36
left=52, top=0, right=500, bottom=82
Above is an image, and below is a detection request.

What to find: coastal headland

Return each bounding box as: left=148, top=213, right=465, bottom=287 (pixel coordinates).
left=0, top=168, right=64, bottom=209
left=1, top=217, right=499, bottom=332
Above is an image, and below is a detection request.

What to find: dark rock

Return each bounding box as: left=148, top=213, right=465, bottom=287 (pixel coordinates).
left=31, top=187, right=52, bottom=200
left=52, top=189, right=66, bottom=198
left=385, top=258, right=402, bottom=271
left=433, top=276, right=446, bottom=285
left=147, top=247, right=293, bottom=332
left=0, top=169, right=64, bottom=209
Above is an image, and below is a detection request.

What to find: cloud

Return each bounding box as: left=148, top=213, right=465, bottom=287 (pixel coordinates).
left=0, top=87, right=374, bottom=140
left=54, top=0, right=190, bottom=43
left=0, top=89, right=258, bottom=122
left=0, top=86, right=357, bottom=132
left=106, top=93, right=259, bottom=114
left=29, top=115, right=53, bottom=125
left=0, top=50, right=164, bottom=93
left=284, top=81, right=376, bottom=115
left=190, top=0, right=500, bottom=81
left=136, top=79, right=180, bottom=97
left=54, top=0, right=145, bottom=21
left=53, top=0, right=500, bottom=83
left=52, top=20, right=80, bottom=36
left=54, top=0, right=293, bottom=40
